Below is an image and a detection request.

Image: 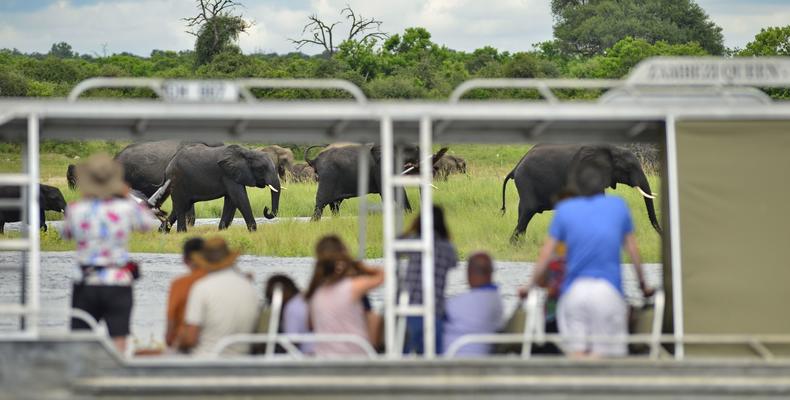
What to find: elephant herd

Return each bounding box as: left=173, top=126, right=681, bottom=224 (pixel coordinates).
left=61, top=140, right=660, bottom=243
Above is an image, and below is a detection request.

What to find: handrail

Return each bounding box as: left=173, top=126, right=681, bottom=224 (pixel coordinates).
left=210, top=333, right=377, bottom=358
left=449, top=78, right=622, bottom=103
left=237, top=79, right=368, bottom=104
left=67, top=78, right=166, bottom=101
left=67, top=77, right=367, bottom=104
left=265, top=285, right=284, bottom=358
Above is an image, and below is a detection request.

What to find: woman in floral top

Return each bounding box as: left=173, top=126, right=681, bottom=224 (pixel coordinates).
left=62, top=153, right=159, bottom=353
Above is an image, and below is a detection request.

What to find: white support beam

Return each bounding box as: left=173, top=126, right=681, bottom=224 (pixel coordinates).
left=380, top=116, right=397, bottom=359
left=665, top=114, right=684, bottom=360
left=419, top=115, right=436, bottom=358
left=27, top=113, right=40, bottom=337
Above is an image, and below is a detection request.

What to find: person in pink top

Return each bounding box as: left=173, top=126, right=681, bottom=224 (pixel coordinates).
left=305, top=235, right=384, bottom=357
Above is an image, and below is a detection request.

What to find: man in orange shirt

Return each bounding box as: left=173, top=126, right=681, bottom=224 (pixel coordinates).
left=165, top=238, right=206, bottom=351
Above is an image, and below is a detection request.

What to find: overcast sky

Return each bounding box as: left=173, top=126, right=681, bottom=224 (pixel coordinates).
left=1, top=0, right=788, bottom=56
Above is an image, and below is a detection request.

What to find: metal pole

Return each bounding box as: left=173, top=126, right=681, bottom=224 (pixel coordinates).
left=20, top=129, right=28, bottom=331
left=394, top=144, right=405, bottom=234
left=27, top=114, right=40, bottom=337
left=419, top=116, right=435, bottom=358
left=665, top=114, right=684, bottom=359
left=380, top=117, right=397, bottom=358
left=357, top=145, right=369, bottom=260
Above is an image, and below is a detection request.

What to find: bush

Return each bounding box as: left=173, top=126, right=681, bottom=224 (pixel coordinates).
left=0, top=69, right=28, bottom=96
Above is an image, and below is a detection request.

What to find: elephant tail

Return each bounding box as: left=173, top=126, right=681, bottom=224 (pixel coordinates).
left=501, top=169, right=514, bottom=215
left=304, top=145, right=325, bottom=167
left=66, top=164, right=77, bottom=190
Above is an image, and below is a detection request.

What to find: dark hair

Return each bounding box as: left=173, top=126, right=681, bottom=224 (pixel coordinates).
left=183, top=237, right=205, bottom=261
left=572, top=163, right=607, bottom=197
left=406, top=205, right=450, bottom=240
left=305, top=235, right=362, bottom=299
left=265, top=274, right=299, bottom=305
left=467, top=252, right=494, bottom=277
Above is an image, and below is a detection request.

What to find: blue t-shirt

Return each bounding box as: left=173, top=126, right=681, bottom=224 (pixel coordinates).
left=548, top=194, right=634, bottom=296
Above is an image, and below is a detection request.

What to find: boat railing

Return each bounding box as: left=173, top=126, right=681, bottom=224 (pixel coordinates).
left=445, top=289, right=666, bottom=359
left=210, top=333, right=378, bottom=359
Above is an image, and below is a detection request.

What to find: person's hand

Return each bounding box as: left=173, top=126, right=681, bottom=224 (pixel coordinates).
left=640, top=282, right=655, bottom=298
left=517, top=286, right=529, bottom=300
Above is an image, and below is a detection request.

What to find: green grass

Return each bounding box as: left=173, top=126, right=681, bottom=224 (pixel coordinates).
left=0, top=143, right=663, bottom=262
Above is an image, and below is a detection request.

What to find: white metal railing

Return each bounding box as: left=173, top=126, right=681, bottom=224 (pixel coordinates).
left=210, top=333, right=377, bottom=358
left=67, top=78, right=368, bottom=104
left=445, top=290, right=666, bottom=360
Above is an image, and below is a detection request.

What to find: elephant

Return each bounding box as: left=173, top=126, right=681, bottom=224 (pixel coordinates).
left=0, top=184, right=67, bottom=234
left=501, top=144, right=661, bottom=243
left=305, top=143, right=447, bottom=221
left=163, top=143, right=281, bottom=232
left=66, top=140, right=223, bottom=226
left=433, top=154, right=467, bottom=181
left=289, top=162, right=317, bottom=183
left=259, top=145, right=295, bottom=182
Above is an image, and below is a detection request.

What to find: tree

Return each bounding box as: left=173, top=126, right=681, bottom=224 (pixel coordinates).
left=740, top=26, right=790, bottom=56
left=183, top=0, right=251, bottom=66
left=49, top=42, right=75, bottom=59
left=552, top=0, right=724, bottom=56
left=290, top=6, right=387, bottom=55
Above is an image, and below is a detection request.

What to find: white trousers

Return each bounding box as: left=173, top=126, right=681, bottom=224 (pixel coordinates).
left=557, top=277, right=627, bottom=357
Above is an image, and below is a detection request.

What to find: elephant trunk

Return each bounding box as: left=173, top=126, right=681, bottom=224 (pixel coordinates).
left=634, top=170, right=661, bottom=234
left=263, top=177, right=280, bottom=220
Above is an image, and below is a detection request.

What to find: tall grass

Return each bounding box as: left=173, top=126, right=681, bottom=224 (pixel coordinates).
left=0, top=143, right=663, bottom=262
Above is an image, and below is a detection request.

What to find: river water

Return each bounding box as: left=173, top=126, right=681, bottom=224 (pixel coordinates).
left=0, top=252, right=662, bottom=345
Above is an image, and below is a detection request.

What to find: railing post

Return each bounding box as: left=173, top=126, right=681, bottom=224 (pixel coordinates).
left=27, top=113, right=40, bottom=337
left=357, top=145, right=369, bottom=260
left=419, top=116, right=435, bottom=358
left=665, top=114, right=684, bottom=360
left=381, top=116, right=398, bottom=358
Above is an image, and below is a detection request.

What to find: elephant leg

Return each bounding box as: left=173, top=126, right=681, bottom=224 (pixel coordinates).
left=168, top=195, right=190, bottom=233
left=511, top=206, right=537, bottom=244
left=40, top=209, right=47, bottom=232
left=0, top=220, right=5, bottom=234
left=329, top=200, right=342, bottom=216
left=218, top=198, right=236, bottom=230
left=226, top=184, right=256, bottom=232
left=186, top=206, right=196, bottom=227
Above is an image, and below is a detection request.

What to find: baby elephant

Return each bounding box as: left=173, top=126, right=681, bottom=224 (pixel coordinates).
left=0, top=184, right=67, bottom=234
left=289, top=163, right=317, bottom=183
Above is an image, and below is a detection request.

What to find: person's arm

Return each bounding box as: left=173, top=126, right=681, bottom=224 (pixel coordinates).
left=518, top=237, right=558, bottom=298
left=178, top=325, right=201, bottom=351
left=180, top=285, right=205, bottom=352
left=164, top=281, right=180, bottom=347
left=625, top=233, right=654, bottom=297
left=350, top=266, right=385, bottom=300
left=130, top=197, right=160, bottom=233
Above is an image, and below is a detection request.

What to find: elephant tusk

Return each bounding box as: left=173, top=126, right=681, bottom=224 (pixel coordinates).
left=430, top=184, right=438, bottom=190
left=401, top=166, right=416, bottom=175
left=268, top=185, right=279, bottom=193
left=636, top=187, right=657, bottom=199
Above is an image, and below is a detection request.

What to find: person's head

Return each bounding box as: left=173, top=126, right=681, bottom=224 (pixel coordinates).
left=193, top=236, right=240, bottom=272
left=571, top=161, right=608, bottom=197
left=74, top=153, right=128, bottom=200
left=182, top=237, right=205, bottom=270
left=305, top=235, right=358, bottom=299
left=265, top=274, right=299, bottom=305
left=466, top=252, right=494, bottom=288
left=407, top=205, right=450, bottom=240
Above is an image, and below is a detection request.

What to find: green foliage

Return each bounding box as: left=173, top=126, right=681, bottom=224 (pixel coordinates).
left=568, top=37, right=707, bottom=79
left=552, top=0, right=724, bottom=56
left=0, top=69, right=28, bottom=96
left=49, top=42, right=75, bottom=59
left=194, top=15, right=249, bottom=66
left=740, top=26, right=790, bottom=56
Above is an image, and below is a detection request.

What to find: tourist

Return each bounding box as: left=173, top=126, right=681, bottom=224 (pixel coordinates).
left=443, top=252, right=503, bottom=356
left=256, top=274, right=309, bottom=354
left=402, top=205, right=458, bottom=354
left=180, top=237, right=259, bottom=356
left=63, top=153, right=159, bottom=354
left=518, top=162, right=653, bottom=358
left=305, top=235, right=384, bottom=356
left=164, top=237, right=206, bottom=351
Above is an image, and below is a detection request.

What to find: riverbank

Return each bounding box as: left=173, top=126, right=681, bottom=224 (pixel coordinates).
left=0, top=143, right=663, bottom=262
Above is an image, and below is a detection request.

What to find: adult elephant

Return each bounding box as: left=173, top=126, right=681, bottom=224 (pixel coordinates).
left=164, top=144, right=280, bottom=232
left=0, top=184, right=67, bottom=234
left=259, top=145, right=295, bottom=182
left=67, top=140, right=223, bottom=226
left=305, top=143, right=446, bottom=221
left=289, top=162, right=317, bottom=183
left=501, top=144, right=661, bottom=243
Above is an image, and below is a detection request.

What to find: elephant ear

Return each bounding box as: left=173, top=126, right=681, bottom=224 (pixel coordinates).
left=218, top=145, right=256, bottom=186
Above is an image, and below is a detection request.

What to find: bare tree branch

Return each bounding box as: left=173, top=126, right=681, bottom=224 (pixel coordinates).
left=183, top=0, right=245, bottom=35
left=290, top=5, right=387, bottom=54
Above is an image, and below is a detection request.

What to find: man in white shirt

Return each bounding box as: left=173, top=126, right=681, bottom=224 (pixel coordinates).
left=180, top=237, right=259, bottom=356
left=443, top=252, right=504, bottom=356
